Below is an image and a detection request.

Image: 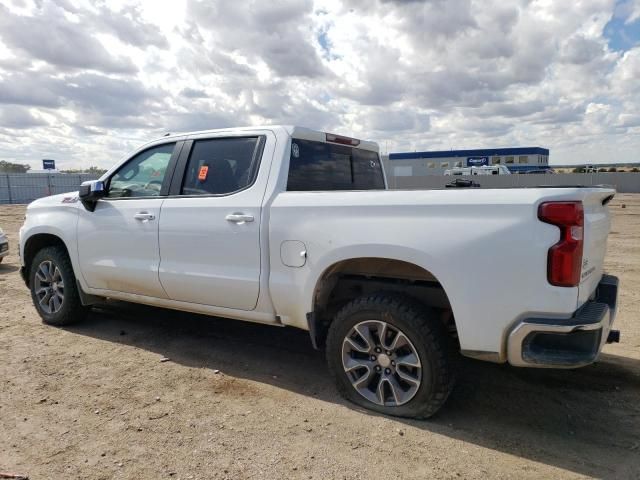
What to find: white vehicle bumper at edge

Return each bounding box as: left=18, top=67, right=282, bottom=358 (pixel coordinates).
left=0, top=235, right=8, bottom=259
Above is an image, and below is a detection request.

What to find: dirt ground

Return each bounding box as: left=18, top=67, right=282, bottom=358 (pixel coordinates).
left=1, top=195, right=639, bottom=480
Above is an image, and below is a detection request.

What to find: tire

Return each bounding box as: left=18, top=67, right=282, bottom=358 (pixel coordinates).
left=326, top=293, right=454, bottom=419
left=29, top=246, right=88, bottom=326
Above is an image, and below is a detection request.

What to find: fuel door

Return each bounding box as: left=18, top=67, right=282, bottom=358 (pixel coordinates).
left=280, top=240, right=307, bottom=268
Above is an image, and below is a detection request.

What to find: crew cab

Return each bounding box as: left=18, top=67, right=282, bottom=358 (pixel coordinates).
left=19, top=126, right=619, bottom=418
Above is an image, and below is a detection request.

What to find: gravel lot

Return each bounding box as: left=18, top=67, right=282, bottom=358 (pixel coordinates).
left=1, top=195, right=639, bottom=479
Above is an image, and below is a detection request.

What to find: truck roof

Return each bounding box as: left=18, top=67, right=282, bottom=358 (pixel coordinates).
left=151, top=125, right=380, bottom=153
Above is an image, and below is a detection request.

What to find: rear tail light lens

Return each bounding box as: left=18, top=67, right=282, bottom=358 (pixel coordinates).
left=538, top=201, right=584, bottom=287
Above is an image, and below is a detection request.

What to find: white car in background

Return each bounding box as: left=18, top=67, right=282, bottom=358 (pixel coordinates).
left=0, top=227, right=8, bottom=263
left=444, top=165, right=512, bottom=175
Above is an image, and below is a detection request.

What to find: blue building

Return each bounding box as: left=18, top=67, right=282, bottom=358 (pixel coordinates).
left=387, top=147, right=550, bottom=176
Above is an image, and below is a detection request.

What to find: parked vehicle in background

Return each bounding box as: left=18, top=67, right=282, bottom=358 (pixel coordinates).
left=19, top=125, right=620, bottom=418
left=0, top=227, right=9, bottom=263
left=523, top=169, right=555, bottom=174
left=444, top=165, right=511, bottom=175
left=445, top=179, right=480, bottom=188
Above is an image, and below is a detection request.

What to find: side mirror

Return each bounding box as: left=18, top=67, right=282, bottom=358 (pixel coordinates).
left=79, top=180, right=106, bottom=211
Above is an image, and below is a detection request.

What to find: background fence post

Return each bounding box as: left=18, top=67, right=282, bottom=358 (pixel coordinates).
left=7, top=174, right=12, bottom=204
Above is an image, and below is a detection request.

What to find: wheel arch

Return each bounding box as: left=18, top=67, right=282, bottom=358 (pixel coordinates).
left=307, top=255, right=457, bottom=350
left=22, top=233, right=70, bottom=287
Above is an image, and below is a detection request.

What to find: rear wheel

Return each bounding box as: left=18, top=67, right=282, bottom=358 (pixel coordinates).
left=326, top=294, right=454, bottom=419
left=29, top=246, right=88, bottom=326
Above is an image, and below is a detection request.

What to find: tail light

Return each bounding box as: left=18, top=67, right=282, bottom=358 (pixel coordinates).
left=538, top=201, right=584, bottom=287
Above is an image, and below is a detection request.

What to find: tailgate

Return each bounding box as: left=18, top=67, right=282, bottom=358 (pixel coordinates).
left=577, top=189, right=615, bottom=307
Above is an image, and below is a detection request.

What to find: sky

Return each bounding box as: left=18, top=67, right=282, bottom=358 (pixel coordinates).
left=0, top=0, right=639, bottom=170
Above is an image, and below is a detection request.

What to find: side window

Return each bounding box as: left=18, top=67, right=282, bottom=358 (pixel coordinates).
left=287, top=139, right=385, bottom=191
left=108, top=143, right=175, bottom=198
left=181, top=137, right=262, bottom=195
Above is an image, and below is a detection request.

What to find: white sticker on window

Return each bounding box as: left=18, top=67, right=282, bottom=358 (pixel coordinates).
left=291, top=143, right=300, bottom=158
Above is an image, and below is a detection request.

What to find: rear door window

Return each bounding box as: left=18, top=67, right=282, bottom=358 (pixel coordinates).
left=181, top=137, right=263, bottom=195
left=287, top=139, right=384, bottom=191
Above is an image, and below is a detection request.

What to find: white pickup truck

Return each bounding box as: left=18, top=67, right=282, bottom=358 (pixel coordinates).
left=19, top=126, right=619, bottom=418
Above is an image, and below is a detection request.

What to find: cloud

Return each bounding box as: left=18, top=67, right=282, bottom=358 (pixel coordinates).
left=0, top=105, right=49, bottom=129
left=0, top=4, right=137, bottom=74
left=615, top=0, right=640, bottom=24
left=0, top=0, right=638, bottom=169
left=384, top=0, right=478, bottom=40
left=91, top=4, right=170, bottom=49
left=60, top=73, right=163, bottom=118
left=365, top=109, right=431, bottom=132
left=560, top=35, right=607, bottom=64
left=186, top=0, right=326, bottom=78
left=180, top=87, right=208, bottom=98
left=165, top=111, right=239, bottom=132
left=0, top=73, right=64, bottom=108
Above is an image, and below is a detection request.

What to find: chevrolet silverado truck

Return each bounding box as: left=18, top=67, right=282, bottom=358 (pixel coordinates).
left=19, top=126, right=619, bottom=418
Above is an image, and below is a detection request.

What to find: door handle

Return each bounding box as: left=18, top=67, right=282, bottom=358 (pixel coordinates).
left=134, top=212, right=155, bottom=222
left=225, top=213, right=254, bottom=224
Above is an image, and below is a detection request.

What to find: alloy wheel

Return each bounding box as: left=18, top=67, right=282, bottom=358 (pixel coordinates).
left=341, top=320, right=422, bottom=406
left=34, top=260, right=65, bottom=314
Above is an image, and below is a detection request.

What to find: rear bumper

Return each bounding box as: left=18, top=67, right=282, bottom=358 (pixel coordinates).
left=507, top=274, right=619, bottom=368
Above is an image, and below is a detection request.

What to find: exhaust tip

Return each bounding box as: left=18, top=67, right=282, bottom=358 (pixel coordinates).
left=606, top=330, right=620, bottom=344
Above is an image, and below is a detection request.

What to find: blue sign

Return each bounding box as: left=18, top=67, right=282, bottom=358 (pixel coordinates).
left=467, top=156, right=488, bottom=167
left=42, top=159, right=56, bottom=170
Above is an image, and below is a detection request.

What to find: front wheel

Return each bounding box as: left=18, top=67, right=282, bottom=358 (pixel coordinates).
left=29, top=246, right=88, bottom=326
left=326, top=294, right=454, bottom=419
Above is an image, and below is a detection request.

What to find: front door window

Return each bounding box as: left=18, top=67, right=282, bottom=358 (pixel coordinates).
left=108, top=143, right=175, bottom=198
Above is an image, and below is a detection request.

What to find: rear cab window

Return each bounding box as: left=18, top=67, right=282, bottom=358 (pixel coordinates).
left=287, top=139, right=385, bottom=191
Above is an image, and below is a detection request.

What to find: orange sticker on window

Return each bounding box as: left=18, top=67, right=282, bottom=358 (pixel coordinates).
left=198, top=165, right=209, bottom=181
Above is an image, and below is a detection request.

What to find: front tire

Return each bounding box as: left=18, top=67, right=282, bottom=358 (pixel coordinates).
left=29, top=246, right=88, bottom=326
left=326, top=294, right=454, bottom=419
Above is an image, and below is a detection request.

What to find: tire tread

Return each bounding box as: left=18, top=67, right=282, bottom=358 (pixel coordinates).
left=30, top=246, right=88, bottom=326
left=326, top=293, right=454, bottom=419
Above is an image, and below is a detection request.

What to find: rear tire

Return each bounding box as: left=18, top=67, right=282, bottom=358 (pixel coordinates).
left=326, top=293, right=454, bottom=419
left=29, top=246, right=88, bottom=326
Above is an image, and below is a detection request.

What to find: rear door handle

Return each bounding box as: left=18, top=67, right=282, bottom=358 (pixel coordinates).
left=225, top=213, right=254, bottom=224
left=134, top=212, right=155, bottom=222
